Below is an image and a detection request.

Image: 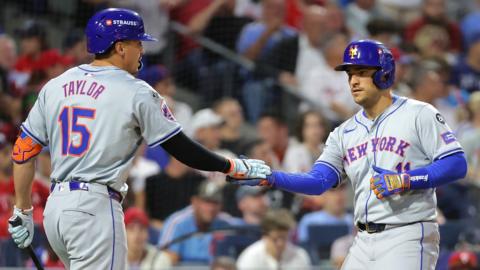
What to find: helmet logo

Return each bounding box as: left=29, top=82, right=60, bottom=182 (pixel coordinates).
left=349, top=45, right=360, bottom=59
left=106, top=19, right=112, bottom=26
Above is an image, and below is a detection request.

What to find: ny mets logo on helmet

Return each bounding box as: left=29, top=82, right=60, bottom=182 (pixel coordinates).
left=349, top=45, right=360, bottom=59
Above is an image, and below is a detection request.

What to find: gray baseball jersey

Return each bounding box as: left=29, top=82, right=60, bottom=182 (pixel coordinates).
left=317, top=96, right=463, bottom=225
left=21, top=64, right=181, bottom=193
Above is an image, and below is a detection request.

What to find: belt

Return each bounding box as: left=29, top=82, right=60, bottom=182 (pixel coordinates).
left=356, top=222, right=386, bottom=233
left=50, top=181, right=123, bottom=203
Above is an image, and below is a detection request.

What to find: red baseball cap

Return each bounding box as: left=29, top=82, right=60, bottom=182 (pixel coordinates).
left=124, top=207, right=149, bottom=227
left=448, top=251, right=478, bottom=269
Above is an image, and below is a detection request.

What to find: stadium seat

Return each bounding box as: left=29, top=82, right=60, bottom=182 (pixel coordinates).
left=213, top=225, right=262, bottom=258
left=304, top=224, right=350, bottom=264
left=439, top=220, right=468, bottom=250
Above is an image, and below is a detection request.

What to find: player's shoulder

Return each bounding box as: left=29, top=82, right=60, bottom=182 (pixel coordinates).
left=402, top=96, right=440, bottom=115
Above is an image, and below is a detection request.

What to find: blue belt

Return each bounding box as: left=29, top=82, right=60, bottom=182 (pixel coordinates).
left=50, top=181, right=123, bottom=203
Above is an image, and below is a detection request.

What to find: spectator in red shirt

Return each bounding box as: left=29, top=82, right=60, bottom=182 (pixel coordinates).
left=0, top=134, right=14, bottom=239
left=404, top=0, right=462, bottom=52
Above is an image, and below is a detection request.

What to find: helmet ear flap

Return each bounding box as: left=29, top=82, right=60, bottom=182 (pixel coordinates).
left=372, top=51, right=395, bottom=89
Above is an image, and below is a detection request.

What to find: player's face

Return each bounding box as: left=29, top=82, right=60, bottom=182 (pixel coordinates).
left=346, top=67, right=381, bottom=107
left=120, top=40, right=144, bottom=75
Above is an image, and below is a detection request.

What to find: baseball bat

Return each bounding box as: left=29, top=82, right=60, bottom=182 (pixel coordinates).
left=8, top=216, right=45, bottom=270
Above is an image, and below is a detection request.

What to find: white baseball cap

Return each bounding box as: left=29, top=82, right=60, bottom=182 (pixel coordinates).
left=190, top=108, right=224, bottom=135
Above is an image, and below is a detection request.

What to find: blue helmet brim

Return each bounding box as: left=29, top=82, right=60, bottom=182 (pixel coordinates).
left=139, top=33, right=158, bottom=42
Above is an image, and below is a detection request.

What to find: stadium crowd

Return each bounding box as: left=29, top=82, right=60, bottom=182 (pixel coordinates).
left=1, top=0, right=480, bottom=269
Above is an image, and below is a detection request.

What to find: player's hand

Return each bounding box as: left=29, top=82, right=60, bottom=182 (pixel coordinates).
left=226, top=175, right=273, bottom=187
left=370, top=165, right=410, bottom=199
left=8, top=206, right=34, bottom=249
left=226, top=158, right=271, bottom=180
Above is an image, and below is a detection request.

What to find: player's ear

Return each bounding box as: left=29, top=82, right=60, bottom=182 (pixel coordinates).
left=114, top=42, right=125, bottom=56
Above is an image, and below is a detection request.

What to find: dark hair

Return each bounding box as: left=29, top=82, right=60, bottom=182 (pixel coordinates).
left=258, top=112, right=287, bottom=127
left=367, top=17, right=400, bottom=36
left=94, top=45, right=116, bottom=60
left=294, top=110, right=329, bottom=143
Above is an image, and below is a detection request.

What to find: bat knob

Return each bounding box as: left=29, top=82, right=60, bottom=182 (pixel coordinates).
left=8, top=216, right=22, bottom=227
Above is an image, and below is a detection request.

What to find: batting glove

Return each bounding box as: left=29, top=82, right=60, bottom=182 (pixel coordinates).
left=226, top=158, right=271, bottom=180
left=370, top=165, right=410, bottom=199
left=8, top=206, right=34, bottom=249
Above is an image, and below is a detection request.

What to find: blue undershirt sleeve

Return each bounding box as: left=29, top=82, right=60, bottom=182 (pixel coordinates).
left=408, top=152, right=467, bottom=189
left=267, top=163, right=340, bottom=195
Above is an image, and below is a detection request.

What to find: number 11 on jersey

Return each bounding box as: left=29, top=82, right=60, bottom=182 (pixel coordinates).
left=58, top=106, right=96, bottom=157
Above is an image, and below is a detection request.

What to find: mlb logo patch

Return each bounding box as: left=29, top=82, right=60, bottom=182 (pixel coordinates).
left=441, top=131, right=456, bottom=144
left=106, top=19, right=113, bottom=26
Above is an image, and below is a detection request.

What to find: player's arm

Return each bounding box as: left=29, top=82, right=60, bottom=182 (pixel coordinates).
left=11, top=131, right=43, bottom=209
left=266, top=162, right=340, bottom=195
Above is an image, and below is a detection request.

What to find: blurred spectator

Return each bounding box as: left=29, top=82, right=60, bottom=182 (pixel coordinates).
left=284, top=110, right=328, bottom=173
left=412, top=24, right=451, bottom=60
left=62, top=29, right=91, bottom=65
left=235, top=186, right=268, bottom=225
left=191, top=108, right=236, bottom=184
left=211, top=256, right=237, bottom=270
left=450, top=35, right=480, bottom=94
left=300, top=33, right=358, bottom=123
left=409, top=63, right=445, bottom=103
left=213, top=98, right=257, bottom=155
left=459, top=92, right=480, bottom=187
left=448, top=251, right=478, bottom=270
left=236, top=209, right=311, bottom=269
left=12, top=20, right=49, bottom=93
left=297, top=184, right=353, bottom=243
left=256, top=113, right=294, bottom=170
left=125, top=207, right=172, bottom=270
left=404, top=0, right=462, bottom=53
left=236, top=0, right=296, bottom=61
left=345, top=0, right=384, bottom=38
left=158, top=180, right=233, bottom=265
left=0, top=34, right=17, bottom=94
left=145, top=156, right=205, bottom=229
left=129, top=145, right=161, bottom=210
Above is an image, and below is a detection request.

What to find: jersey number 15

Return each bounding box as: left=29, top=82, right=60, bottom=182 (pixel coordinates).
left=58, top=106, right=96, bottom=157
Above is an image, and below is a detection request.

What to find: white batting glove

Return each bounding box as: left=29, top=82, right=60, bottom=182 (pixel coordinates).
left=8, top=206, right=34, bottom=249
left=227, top=158, right=271, bottom=179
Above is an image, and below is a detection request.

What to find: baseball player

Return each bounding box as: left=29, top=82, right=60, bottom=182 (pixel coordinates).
left=7, top=8, right=270, bottom=270
left=231, top=40, right=467, bottom=270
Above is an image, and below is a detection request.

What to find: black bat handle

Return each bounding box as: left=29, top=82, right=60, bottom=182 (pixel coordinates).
left=8, top=216, right=23, bottom=227
left=8, top=215, right=45, bottom=270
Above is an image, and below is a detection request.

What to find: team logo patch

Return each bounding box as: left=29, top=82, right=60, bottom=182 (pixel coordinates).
left=161, top=101, right=176, bottom=122
left=435, top=113, right=445, bottom=124
left=441, top=131, right=456, bottom=144
left=349, top=45, right=360, bottom=59
left=106, top=19, right=113, bottom=26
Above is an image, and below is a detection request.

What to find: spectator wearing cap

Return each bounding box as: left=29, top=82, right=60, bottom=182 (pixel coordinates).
left=297, top=184, right=353, bottom=243
left=139, top=65, right=192, bottom=129
left=125, top=207, right=172, bottom=270
left=450, top=33, right=480, bottom=94
left=235, top=186, right=268, bottom=225
left=62, top=29, right=91, bottom=65
left=191, top=108, right=236, bottom=185
left=158, top=180, right=234, bottom=265
left=213, top=97, right=257, bottom=156
left=236, top=209, right=311, bottom=270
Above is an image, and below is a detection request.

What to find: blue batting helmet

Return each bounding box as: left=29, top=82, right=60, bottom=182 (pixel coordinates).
left=85, top=8, right=157, bottom=54
left=335, top=39, right=395, bottom=89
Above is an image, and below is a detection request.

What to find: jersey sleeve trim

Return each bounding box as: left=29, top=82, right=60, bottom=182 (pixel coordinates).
left=20, top=124, right=47, bottom=146
left=314, top=160, right=341, bottom=185
left=147, top=126, right=182, bottom=148
left=433, top=147, right=464, bottom=161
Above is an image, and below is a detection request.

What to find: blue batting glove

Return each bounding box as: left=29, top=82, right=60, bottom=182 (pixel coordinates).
left=370, top=165, right=410, bottom=199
